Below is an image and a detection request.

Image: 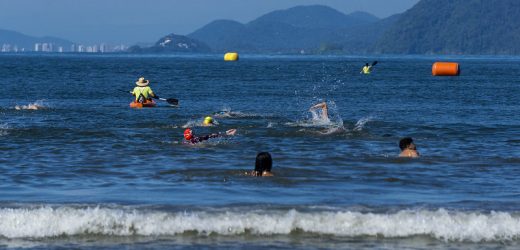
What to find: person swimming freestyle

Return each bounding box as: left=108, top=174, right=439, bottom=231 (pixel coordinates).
left=309, top=102, right=329, bottom=121
left=203, top=116, right=215, bottom=126
left=183, top=128, right=236, bottom=144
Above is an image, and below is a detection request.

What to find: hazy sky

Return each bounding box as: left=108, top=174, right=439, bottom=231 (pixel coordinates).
left=0, top=0, right=419, bottom=45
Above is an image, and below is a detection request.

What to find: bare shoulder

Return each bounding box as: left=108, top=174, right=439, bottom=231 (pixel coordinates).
left=262, top=171, right=274, bottom=177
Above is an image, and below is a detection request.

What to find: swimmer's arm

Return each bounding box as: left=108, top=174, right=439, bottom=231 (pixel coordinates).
left=309, top=102, right=327, bottom=111
left=321, top=104, right=328, bottom=120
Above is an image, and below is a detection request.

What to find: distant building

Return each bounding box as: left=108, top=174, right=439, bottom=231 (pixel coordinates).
left=78, top=45, right=85, bottom=52
left=41, top=43, right=53, bottom=52
left=71, top=44, right=76, bottom=52
left=2, top=44, right=12, bottom=52
left=35, top=43, right=41, bottom=52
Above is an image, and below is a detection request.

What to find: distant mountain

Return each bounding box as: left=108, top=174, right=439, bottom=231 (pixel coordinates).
left=188, top=5, right=380, bottom=53
left=249, top=5, right=378, bottom=30
left=373, top=0, right=520, bottom=54
left=0, top=29, right=73, bottom=51
left=141, top=1, right=520, bottom=55
left=127, top=33, right=210, bottom=53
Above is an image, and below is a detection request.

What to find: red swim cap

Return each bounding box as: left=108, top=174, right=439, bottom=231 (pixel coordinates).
left=184, top=128, right=193, bottom=140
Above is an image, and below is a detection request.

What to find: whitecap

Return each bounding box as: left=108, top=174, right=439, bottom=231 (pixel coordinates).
left=1, top=207, right=519, bottom=242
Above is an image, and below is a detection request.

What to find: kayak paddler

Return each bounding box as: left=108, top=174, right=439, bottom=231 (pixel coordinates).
left=131, top=77, right=159, bottom=104
left=361, top=61, right=378, bottom=75
left=361, top=63, right=372, bottom=74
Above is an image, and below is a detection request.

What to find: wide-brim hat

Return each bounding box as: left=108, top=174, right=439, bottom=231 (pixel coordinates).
left=135, top=77, right=150, bottom=86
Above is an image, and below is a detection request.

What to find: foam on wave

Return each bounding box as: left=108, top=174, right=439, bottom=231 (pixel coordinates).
left=1, top=207, right=519, bottom=242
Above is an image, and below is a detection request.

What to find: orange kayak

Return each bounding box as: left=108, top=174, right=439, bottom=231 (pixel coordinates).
left=129, top=100, right=156, bottom=108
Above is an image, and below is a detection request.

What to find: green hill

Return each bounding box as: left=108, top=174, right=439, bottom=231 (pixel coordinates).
left=373, top=0, right=520, bottom=54
left=188, top=5, right=380, bottom=53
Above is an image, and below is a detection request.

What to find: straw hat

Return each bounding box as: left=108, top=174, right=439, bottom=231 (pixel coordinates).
left=135, top=77, right=150, bottom=87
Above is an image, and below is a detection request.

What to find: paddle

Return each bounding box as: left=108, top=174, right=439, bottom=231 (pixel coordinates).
left=159, top=98, right=179, bottom=106
left=371, top=61, right=378, bottom=67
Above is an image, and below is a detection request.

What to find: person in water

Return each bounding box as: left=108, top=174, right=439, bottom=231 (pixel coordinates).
left=399, top=137, right=420, bottom=158
left=183, top=128, right=236, bottom=144
left=131, top=77, right=158, bottom=103
left=309, top=102, right=329, bottom=121
left=249, top=152, right=274, bottom=177
left=361, top=63, right=372, bottom=74
left=203, top=116, right=215, bottom=126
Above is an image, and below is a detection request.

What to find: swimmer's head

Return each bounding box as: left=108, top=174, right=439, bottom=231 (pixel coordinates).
left=203, top=116, right=213, bottom=125
left=184, top=128, right=193, bottom=140
left=255, top=152, right=272, bottom=175
left=399, top=137, right=415, bottom=151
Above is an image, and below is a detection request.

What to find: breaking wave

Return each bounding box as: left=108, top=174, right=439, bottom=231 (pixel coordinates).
left=1, top=206, right=519, bottom=242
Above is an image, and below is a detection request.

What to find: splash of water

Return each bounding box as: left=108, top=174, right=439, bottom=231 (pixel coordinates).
left=14, top=100, right=48, bottom=110
left=353, top=116, right=375, bottom=131
left=213, top=107, right=262, bottom=119
left=0, top=124, right=9, bottom=136
left=182, top=119, right=219, bottom=128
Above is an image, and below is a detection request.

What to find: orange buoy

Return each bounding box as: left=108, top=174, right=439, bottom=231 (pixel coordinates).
left=432, top=62, right=460, bottom=76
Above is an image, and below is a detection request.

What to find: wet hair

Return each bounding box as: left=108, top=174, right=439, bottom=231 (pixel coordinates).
left=399, top=137, right=414, bottom=150
left=254, top=152, right=272, bottom=176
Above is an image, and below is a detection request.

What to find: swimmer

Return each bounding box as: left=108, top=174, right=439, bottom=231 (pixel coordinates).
left=14, top=102, right=46, bottom=110
left=399, top=137, right=420, bottom=158
left=183, top=128, right=236, bottom=144
left=309, top=102, right=329, bottom=121
left=202, top=116, right=215, bottom=126
left=247, top=152, right=274, bottom=177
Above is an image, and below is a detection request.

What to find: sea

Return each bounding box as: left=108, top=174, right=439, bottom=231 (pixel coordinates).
left=0, top=53, right=519, bottom=249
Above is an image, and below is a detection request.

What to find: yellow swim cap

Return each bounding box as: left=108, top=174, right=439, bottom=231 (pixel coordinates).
left=203, top=116, right=213, bottom=125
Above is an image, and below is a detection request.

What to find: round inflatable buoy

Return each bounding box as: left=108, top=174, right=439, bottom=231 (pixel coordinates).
left=224, top=52, right=239, bottom=61
left=432, top=62, right=460, bottom=76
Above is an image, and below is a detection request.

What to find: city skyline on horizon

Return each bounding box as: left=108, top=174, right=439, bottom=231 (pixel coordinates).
left=0, top=0, right=419, bottom=45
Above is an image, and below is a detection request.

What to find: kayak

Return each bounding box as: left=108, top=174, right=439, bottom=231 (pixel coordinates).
left=129, top=100, right=156, bottom=108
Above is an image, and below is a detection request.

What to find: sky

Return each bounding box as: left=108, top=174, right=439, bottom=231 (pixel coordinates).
left=0, top=0, right=419, bottom=45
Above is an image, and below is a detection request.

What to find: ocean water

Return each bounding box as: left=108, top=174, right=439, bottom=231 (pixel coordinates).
left=0, top=53, right=519, bottom=249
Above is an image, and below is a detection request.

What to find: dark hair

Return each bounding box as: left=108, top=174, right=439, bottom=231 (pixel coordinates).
left=399, top=137, right=414, bottom=150
left=365, top=63, right=369, bottom=66
left=255, top=152, right=272, bottom=175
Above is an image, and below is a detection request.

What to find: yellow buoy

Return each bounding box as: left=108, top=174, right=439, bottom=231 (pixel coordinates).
left=224, top=52, right=239, bottom=61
